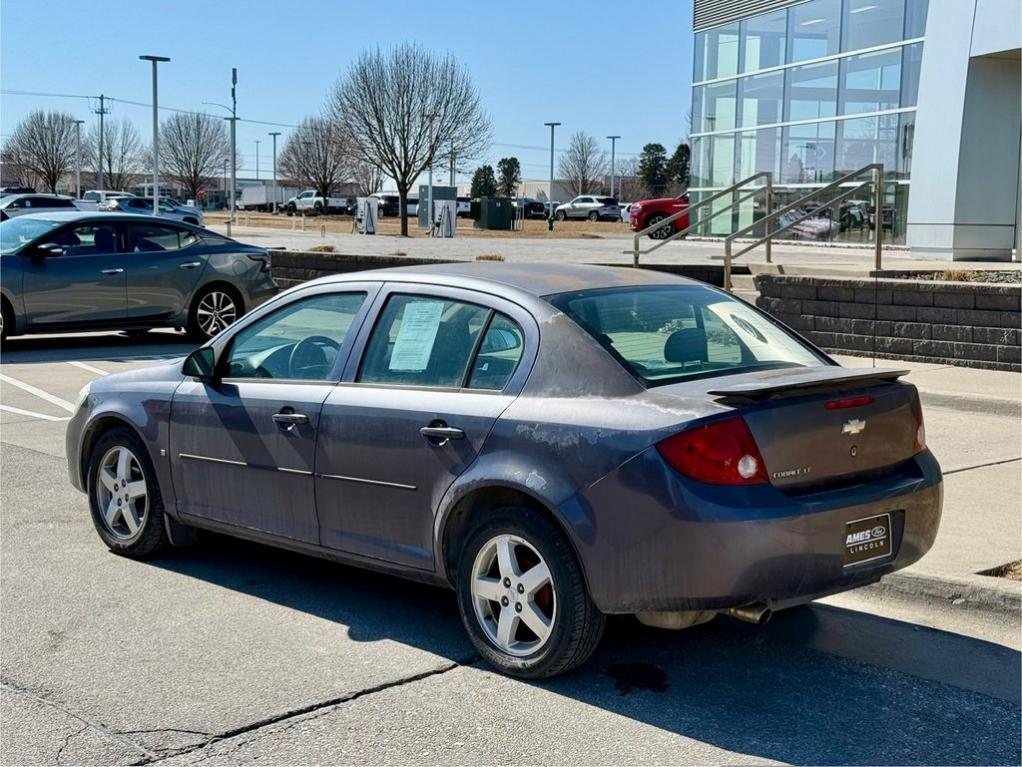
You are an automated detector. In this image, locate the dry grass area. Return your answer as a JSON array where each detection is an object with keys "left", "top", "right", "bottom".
[
  {"left": 983, "top": 561, "right": 1022, "bottom": 581},
  {"left": 205, "top": 211, "right": 633, "bottom": 240}
]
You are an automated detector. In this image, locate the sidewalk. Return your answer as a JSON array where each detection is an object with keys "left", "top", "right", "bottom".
[{"left": 832, "top": 355, "right": 1021, "bottom": 609}]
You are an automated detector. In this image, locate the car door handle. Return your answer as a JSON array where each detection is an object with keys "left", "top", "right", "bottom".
[
  {"left": 420, "top": 425, "right": 466, "bottom": 446},
  {"left": 179, "top": 261, "right": 201, "bottom": 270},
  {"left": 101, "top": 268, "right": 124, "bottom": 275},
  {"left": 273, "top": 412, "right": 309, "bottom": 430}
]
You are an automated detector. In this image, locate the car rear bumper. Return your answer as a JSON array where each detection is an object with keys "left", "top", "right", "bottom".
[{"left": 571, "top": 448, "right": 943, "bottom": 614}]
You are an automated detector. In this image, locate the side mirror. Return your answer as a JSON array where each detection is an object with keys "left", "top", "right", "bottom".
[
  {"left": 182, "top": 347, "right": 217, "bottom": 381},
  {"left": 35, "top": 242, "right": 65, "bottom": 257}
]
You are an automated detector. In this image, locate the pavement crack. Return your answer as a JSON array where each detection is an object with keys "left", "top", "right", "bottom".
[
  {"left": 944, "top": 457, "right": 1021, "bottom": 476},
  {"left": 54, "top": 723, "right": 89, "bottom": 766},
  {"left": 131, "top": 654, "right": 480, "bottom": 765},
  {"left": 1, "top": 678, "right": 159, "bottom": 762}
]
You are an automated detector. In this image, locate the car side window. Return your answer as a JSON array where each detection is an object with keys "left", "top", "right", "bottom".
[
  {"left": 127, "top": 223, "right": 190, "bottom": 253},
  {"left": 53, "top": 223, "right": 120, "bottom": 256},
  {"left": 467, "top": 313, "right": 525, "bottom": 391},
  {"left": 224, "top": 292, "right": 367, "bottom": 381},
  {"left": 359, "top": 294, "right": 489, "bottom": 388}
]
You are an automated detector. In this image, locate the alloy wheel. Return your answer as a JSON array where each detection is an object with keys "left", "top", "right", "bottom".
[
  {"left": 471, "top": 534, "right": 556, "bottom": 657},
  {"left": 94, "top": 446, "right": 148, "bottom": 542},
  {"left": 196, "top": 291, "right": 237, "bottom": 337}
]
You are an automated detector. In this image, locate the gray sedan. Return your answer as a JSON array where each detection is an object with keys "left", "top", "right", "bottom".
[
  {"left": 65, "top": 263, "right": 942, "bottom": 678},
  {"left": 0, "top": 212, "right": 276, "bottom": 342},
  {"left": 106, "top": 196, "right": 205, "bottom": 226}
]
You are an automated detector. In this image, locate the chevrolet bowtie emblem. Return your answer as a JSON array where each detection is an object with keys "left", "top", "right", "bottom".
[{"left": 842, "top": 418, "right": 866, "bottom": 436}]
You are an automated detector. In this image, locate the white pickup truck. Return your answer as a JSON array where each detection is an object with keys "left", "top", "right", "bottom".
[{"left": 284, "top": 190, "right": 349, "bottom": 215}]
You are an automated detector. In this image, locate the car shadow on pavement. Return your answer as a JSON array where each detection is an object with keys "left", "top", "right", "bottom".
[
  {"left": 149, "top": 533, "right": 1021, "bottom": 766},
  {"left": 0, "top": 330, "right": 196, "bottom": 365}
]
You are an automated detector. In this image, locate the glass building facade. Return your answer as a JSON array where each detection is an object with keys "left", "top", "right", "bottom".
[{"left": 690, "top": 0, "right": 928, "bottom": 242}]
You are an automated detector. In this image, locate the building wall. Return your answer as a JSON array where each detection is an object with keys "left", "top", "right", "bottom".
[{"left": 905, "top": 0, "right": 1021, "bottom": 261}]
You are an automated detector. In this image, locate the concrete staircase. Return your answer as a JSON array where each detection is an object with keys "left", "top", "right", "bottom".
[{"left": 730, "top": 273, "right": 760, "bottom": 304}]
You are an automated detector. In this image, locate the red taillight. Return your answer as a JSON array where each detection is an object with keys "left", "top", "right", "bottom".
[
  {"left": 825, "top": 395, "right": 874, "bottom": 410},
  {"left": 657, "top": 415, "right": 768, "bottom": 485}
]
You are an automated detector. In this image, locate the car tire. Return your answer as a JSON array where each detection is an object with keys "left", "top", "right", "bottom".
[
  {"left": 587, "top": 211, "right": 599, "bottom": 222},
  {"left": 86, "top": 426, "right": 169, "bottom": 559},
  {"left": 0, "top": 299, "right": 12, "bottom": 343},
  {"left": 456, "top": 506, "right": 605, "bottom": 679},
  {"left": 647, "top": 213, "right": 675, "bottom": 240},
  {"left": 555, "top": 210, "right": 567, "bottom": 222},
  {"left": 188, "top": 285, "right": 241, "bottom": 342}
]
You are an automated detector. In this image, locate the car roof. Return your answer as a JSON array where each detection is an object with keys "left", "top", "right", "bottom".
[
  {"left": 319, "top": 261, "right": 698, "bottom": 298},
  {"left": 2, "top": 193, "right": 74, "bottom": 202},
  {"left": 8, "top": 211, "right": 199, "bottom": 226}
]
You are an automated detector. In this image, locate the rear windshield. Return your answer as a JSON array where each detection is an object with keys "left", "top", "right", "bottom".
[{"left": 548, "top": 285, "right": 826, "bottom": 385}]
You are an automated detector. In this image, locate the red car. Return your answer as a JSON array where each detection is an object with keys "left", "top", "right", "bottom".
[{"left": 629, "top": 194, "right": 690, "bottom": 240}]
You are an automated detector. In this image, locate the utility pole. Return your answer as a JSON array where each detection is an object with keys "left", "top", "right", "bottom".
[
  {"left": 449, "top": 141, "right": 455, "bottom": 187},
  {"left": 607, "top": 135, "right": 620, "bottom": 198},
  {"left": 254, "top": 139, "right": 260, "bottom": 180},
  {"left": 93, "top": 94, "right": 109, "bottom": 190},
  {"left": 230, "top": 68, "right": 237, "bottom": 222},
  {"left": 72, "top": 119, "right": 84, "bottom": 198},
  {"left": 222, "top": 159, "right": 228, "bottom": 209},
  {"left": 140, "top": 55, "right": 170, "bottom": 214},
  {"left": 544, "top": 122, "right": 560, "bottom": 231},
  {"left": 269, "top": 131, "right": 280, "bottom": 214}
]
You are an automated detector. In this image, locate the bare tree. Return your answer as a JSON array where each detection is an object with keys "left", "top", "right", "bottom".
[
  {"left": 88, "top": 118, "right": 143, "bottom": 191},
  {"left": 559, "top": 132, "right": 608, "bottom": 196},
  {"left": 350, "top": 157, "right": 385, "bottom": 197},
  {"left": 331, "top": 43, "right": 491, "bottom": 235},
  {"left": 615, "top": 157, "right": 646, "bottom": 202},
  {"left": 159, "top": 112, "right": 231, "bottom": 200},
  {"left": 277, "top": 116, "right": 348, "bottom": 204},
  {"left": 4, "top": 110, "right": 77, "bottom": 193}
]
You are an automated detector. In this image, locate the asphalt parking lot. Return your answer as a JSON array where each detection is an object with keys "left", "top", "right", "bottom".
[{"left": 1, "top": 330, "right": 1020, "bottom": 766}]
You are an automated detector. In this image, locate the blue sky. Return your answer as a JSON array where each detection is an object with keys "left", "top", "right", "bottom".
[{"left": 1, "top": 0, "right": 693, "bottom": 185}]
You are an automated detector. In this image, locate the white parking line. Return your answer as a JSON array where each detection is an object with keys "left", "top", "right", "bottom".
[
  {"left": 67, "top": 361, "right": 109, "bottom": 376},
  {"left": 0, "top": 373, "right": 75, "bottom": 412},
  {"left": 0, "top": 404, "right": 71, "bottom": 422}
]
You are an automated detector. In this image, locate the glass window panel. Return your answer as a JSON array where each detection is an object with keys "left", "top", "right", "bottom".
[
  {"left": 900, "top": 42, "right": 923, "bottom": 107},
  {"left": 738, "top": 70, "right": 784, "bottom": 128},
  {"left": 225, "top": 292, "right": 367, "bottom": 381},
  {"left": 708, "top": 135, "right": 736, "bottom": 188},
  {"left": 788, "top": 0, "right": 841, "bottom": 63},
  {"left": 896, "top": 112, "right": 915, "bottom": 177},
  {"left": 740, "top": 9, "right": 787, "bottom": 73},
  {"left": 904, "top": 0, "right": 928, "bottom": 37},
  {"left": 694, "top": 24, "right": 739, "bottom": 81},
  {"left": 737, "top": 128, "right": 782, "bottom": 180},
  {"left": 691, "top": 85, "right": 704, "bottom": 134},
  {"left": 466, "top": 313, "right": 525, "bottom": 390},
  {"left": 786, "top": 60, "right": 839, "bottom": 121},
  {"left": 840, "top": 49, "right": 901, "bottom": 114},
  {"left": 843, "top": 0, "right": 905, "bottom": 51},
  {"left": 690, "top": 137, "right": 709, "bottom": 187},
  {"left": 701, "top": 80, "right": 737, "bottom": 132},
  {"left": 781, "top": 122, "right": 837, "bottom": 183},
  {"left": 835, "top": 114, "right": 899, "bottom": 175}
]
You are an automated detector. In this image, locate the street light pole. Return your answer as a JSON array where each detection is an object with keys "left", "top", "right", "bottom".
[
  {"left": 72, "top": 119, "right": 84, "bottom": 198},
  {"left": 140, "top": 55, "right": 170, "bottom": 214},
  {"left": 254, "top": 139, "right": 260, "bottom": 181},
  {"left": 544, "top": 122, "right": 560, "bottom": 230},
  {"left": 607, "top": 135, "right": 620, "bottom": 198},
  {"left": 269, "top": 131, "right": 280, "bottom": 214}
]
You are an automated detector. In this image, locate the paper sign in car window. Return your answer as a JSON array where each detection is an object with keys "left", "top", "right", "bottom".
[{"left": 389, "top": 300, "right": 445, "bottom": 371}]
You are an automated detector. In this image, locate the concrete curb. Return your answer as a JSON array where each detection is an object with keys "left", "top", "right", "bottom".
[{"left": 873, "top": 570, "right": 1022, "bottom": 614}]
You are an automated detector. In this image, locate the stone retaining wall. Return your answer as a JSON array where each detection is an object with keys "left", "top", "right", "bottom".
[{"left": 754, "top": 274, "right": 1021, "bottom": 372}]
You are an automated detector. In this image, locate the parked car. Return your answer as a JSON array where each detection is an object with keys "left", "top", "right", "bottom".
[
  {"left": 629, "top": 194, "right": 690, "bottom": 240},
  {"left": 0, "top": 212, "right": 276, "bottom": 342},
  {"left": 554, "top": 196, "right": 620, "bottom": 222},
  {"left": 76, "top": 190, "right": 135, "bottom": 211},
  {"left": 618, "top": 202, "right": 632, "bottom": 222},
  {"left": 514, "top": 197, "right": 547, "bottom": 219},
  {"left": 456, "top": 196, "right": 472, "bottom": 218},
  {"left": 64, "top": 262, "right": 941, "bottom": 679},
  {"left": 0, "top": 193, "right": 79, "bottom": 221},
  {"left": 284, "top": 190, "right": 347, "bottom": 215},
  {"left": 0, "top": 186, "right": 36, "bottom": 197},
  {"left": 543, "top": 200, "right": 561, "bottom": 218},
  {"left": 370, "top": 194, "right": 418, "bottom": 217},
  {"left": 106, "top": 197, "right": 205, "bottom": 226}
]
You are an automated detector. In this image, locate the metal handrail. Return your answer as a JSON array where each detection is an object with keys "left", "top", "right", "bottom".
[
  {"left": 722, "top": 163, "right": 884, "bottom": 290},
  {"left": 632, "top": 172, "right": 774, "bottom": 266}
]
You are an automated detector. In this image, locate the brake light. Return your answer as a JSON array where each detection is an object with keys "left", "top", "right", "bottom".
[
  {"left": 911, "top": 398, "right": 926, "bottom": 454},
  {"left": 657, "top": 415, "right": 768, "bottom": 485},
  {"left": 825, "top": 395, "right": 874, "bottom": 409}
]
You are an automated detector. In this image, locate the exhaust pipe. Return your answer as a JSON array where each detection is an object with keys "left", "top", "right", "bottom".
[{"left": 725, "top": 603, "right": 772, "bottom": 625}]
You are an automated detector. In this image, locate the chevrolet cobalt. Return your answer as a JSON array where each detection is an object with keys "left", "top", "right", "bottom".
[{"left": 67, "top": 263, "right": 942, "bottom": 678}]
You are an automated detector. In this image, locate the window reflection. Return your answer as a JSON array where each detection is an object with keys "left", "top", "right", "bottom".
[
  {"left": 840, "top": 49, "right": 901, "bottom": 115},
  {"left": 786, "top": 60, "right": 839, "bottom": 121},
  {"left": 788, "top": 0, "right": 841, "bottom": 62},
  {"left": 782, "top": 122, "right": 836, "bottom": 184},
  {"left": 739, "top": 71, "right": 784, "bottom": 128},
  {"left": 741, "top": 9, "right": 786, "bottom": 72},
  {"left": 694, "top": 23, "right": 739, "bottom": 80},
  {"left": 842, "top": 0, "right": 905, "bottom": 51}
]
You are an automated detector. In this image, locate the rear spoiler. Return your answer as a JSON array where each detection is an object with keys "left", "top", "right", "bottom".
[{"left": 708, "top": 367, "right": 910, "bottom": 401}]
